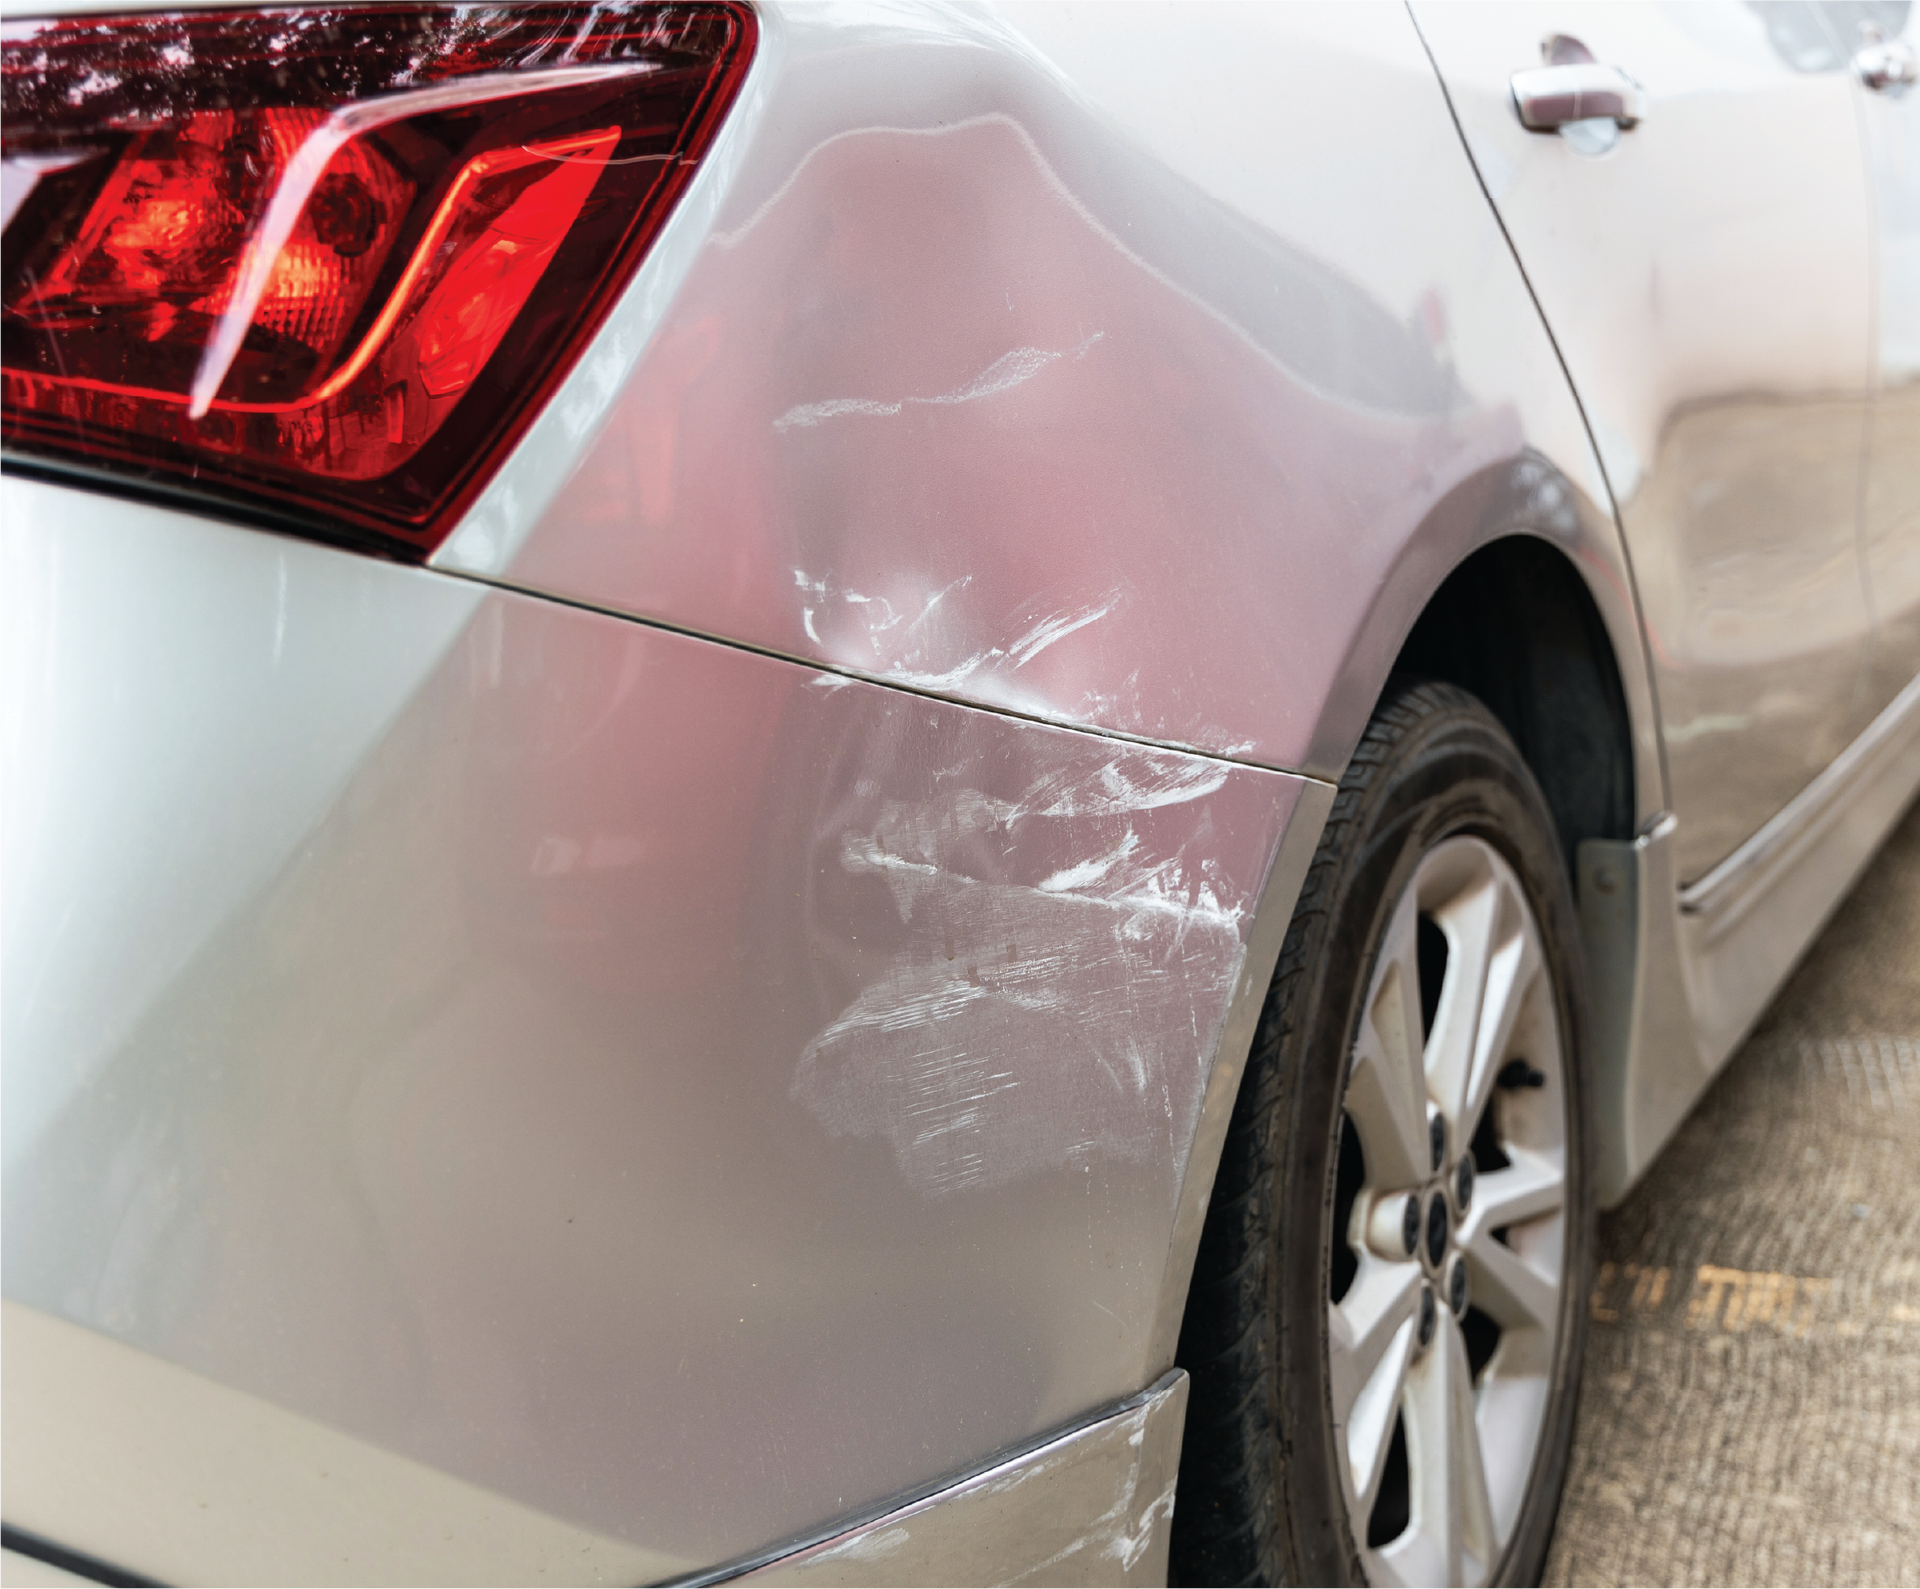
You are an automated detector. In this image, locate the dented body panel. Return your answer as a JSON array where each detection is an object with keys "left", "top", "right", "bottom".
[
  {"left": 434, "top": 2, "right": 1660, "bottom": 802},
  {"left": 2, "top": 484, "right": 1303, "bottom": 1573}
]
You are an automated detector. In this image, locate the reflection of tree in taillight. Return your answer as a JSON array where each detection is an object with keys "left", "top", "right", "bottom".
[{"left": 0, "top": 4, "right": 754, "bottom": 556}]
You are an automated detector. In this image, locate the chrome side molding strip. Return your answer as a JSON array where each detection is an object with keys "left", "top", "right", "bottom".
[
  {"left": 1679, "top": 670, "right": 1920, "bottom": 933},
  {"left": 703, "top": 1371, "right": 1189, "bottom": 1587}
]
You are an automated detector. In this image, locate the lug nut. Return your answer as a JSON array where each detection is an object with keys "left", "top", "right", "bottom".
[
  {"left": 1454, "top": 1152, "right": 1475, "bottom": 1214},
  {"left": 1425, "top": 1189, "right": 1450, "bottom": 1268},
  {"left": 1447, "top": 1254, "right": 1470, "bottom": 1318},
  {"left": 1364, "top": 1193, "right": 1423, "bottom": 1260},
  {"left": 1418, "top": 1283, "right": 1437, "bottom": 1348},
  {"left": 1429, "top": 1112, "right": 1447, "bottom": 1173}
]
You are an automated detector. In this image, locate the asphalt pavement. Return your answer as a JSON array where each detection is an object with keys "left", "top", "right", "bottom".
[{"left": 1543, "top": 797, "right": 1920, "bottom": 1586}]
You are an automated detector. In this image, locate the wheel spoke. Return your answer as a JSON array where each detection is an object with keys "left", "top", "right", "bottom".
[
  {"left": 1331, "top": 1260, "right": 1422, "bottom": 1511},
  {"left": 1446, "top": 1314, "right": 1499, "bottom": 1577},
  {"left": 1426, "top": 863, "right": 1546, "bottom": 1141},
  {"left": 1331, "top": 1260, "right": 1425, "bottom": 1414},
  {"left": 1476, "top": 1372, "right": 1552, "bottom": 1543},
  {"left": 1422, "top": 875, "right": 1497, "bottom": 1140},
  {"left": 1462, "top": 899, "right": 1542, "bottom": 1137},
  {"left": 1458, "top": 1146, "right": 1563, "bottom": 1246},
  {"left": 1388, "top": 1312, "right": 1497, "bottom": 1587},
  {"left": 1347, "top": 886, "right": 1431, "bottom": 1189},
  {"left": 1464, "top": 1223, "right": 1560, "bottom": 1335}
]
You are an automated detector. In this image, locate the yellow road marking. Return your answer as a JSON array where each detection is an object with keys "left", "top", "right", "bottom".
[{"left": 1585, "top": 1260, "right": 1915, "bottom": 1336}]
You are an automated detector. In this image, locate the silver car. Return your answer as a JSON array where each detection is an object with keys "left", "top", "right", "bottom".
[{"left": 3, "top": 1, "right": 1916, "bottom": 1584}]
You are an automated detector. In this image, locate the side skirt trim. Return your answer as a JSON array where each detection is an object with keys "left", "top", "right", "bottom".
[
  {"left": 1582, "top": 670, "right": 1920, "bottom": 1206},
  {"left": 1679, "top": 670, "right": 1920, "bottom": 929}
]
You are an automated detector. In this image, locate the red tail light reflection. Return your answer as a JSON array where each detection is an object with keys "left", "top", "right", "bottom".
[{"left": 1, "top": 5, "right": 754, "bottom": 556}]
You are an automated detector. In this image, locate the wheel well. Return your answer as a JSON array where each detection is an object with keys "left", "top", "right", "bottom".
[{"left": 1393, "top": 536, "right": 1635, "bottom": 875}]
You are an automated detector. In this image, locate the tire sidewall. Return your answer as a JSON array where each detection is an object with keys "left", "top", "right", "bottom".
[{"left": 1274, "top": 693, "right": 1595, "bottom": 1586}]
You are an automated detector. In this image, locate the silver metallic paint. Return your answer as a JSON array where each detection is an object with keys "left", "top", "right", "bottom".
[
  {"left": 434, "top": 0, "right": 1678, "bottom": 1308},
  {"left": 1578, "top": 669, "right": 1920, "bottom": 1203},
  {"left": 1413, "top": 1, "right": 1880, "bottom": 886},
  {"left": 1, "top": 1298, "right": 676, "bottom": 1586},
  {"left": 1677, "top": 669, "right": 1920, "bottom": 1067},
  {"left": 2, "top": 481, "right": 1302, "bottom": 1570},
  {"left": 1143, "top": 774, "right": 1335, "bottom": 1377},
  {"left": 9, "top": 1, "right": 1915, "bottom": 1580},
  {"left": 435, "top": 1, "right": 1661, "bottom": 810}
]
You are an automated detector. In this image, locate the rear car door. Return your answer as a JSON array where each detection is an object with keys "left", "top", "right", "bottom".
[
  {"left": 1856, "top": 2, "right": 1920, "bottom": 711},
  {"left": 1412, "top": 0, "right": 1878, "bottom": 886}
]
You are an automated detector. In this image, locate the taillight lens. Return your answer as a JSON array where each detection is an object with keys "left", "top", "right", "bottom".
[{"left": 1, "top": 4, "right": 753, "bottom": 556}]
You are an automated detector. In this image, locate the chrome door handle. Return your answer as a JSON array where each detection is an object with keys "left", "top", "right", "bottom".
[
  {"left": 1511, "top": 63, "right": 1647, "bottom": 131},
  {"left": 1854, "top": 39, "right": 1918, "bottom": 94}
]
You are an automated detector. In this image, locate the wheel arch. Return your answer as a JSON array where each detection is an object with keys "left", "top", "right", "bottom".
[
  {"left": 1151, "top": 449, "right": 1664, "bottom": 1376},
  {"left": 1301, "top": 451, "right": 1665, "bottom": 842},
  {"left": 1393, "top": 533, "right": 1638, "bottom": 876}
]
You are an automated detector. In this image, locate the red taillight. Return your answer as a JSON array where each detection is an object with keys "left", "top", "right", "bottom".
[{"left": 1, "top": 4, "right": 754, "bottom": 556}]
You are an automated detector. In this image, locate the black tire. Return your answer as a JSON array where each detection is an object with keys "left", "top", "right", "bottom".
[{"left": 1170, "top": 678, "right": 1595, "bottom": 1587}]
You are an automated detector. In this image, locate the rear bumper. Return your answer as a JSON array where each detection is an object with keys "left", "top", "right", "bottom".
[
  {"left": 2, "top": 477, "right": 1317, "bottom": 1580},
  {"left": 3, "top": 1297, "right": 1187, "bottom": 1588}
]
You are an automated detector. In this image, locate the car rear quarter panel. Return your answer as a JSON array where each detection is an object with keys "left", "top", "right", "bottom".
[{"left": 3, "top": 1, "right": 1668, "bottom": 1579}]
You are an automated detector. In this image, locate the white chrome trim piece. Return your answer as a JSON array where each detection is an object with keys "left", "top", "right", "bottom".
[
  {"left": 710, "top": 1372, "right": 1188, "bottom": 1587},
  {"left": 1678, "top": 669, "right": 1920, "bottom": 931},
  {"left": 1854, "top": 38, "right": 1918, "bottom": 95}
]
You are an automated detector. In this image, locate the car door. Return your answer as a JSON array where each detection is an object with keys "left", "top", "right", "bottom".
[
  {"left": 1855, "top": 2, "right": 1920, "bottom": 711},
  {"left": 1411, "top": 0, "right": 1878, "bottom": 887}
]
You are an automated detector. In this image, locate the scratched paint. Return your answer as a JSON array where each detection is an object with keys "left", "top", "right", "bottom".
[
  {"left": 469, "top": 82, "right": 1532, "bottom": 767},
  {"left": 793, "top": 749, "right": 1255, "bottom": 1196},
  {"left": 774, "top": 333, "right": 1106, "bottom": 433},
  {"left": 789, "top": 561, "right": 1129, "bottom": 704},
  {"left": 3, "top": 578, "right": 1304, "bottom": 1568}
]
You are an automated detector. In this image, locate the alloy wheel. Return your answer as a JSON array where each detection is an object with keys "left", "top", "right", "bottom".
[{"left": 1328, "top": 835, "right": 1570, "bottom": 1587}]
